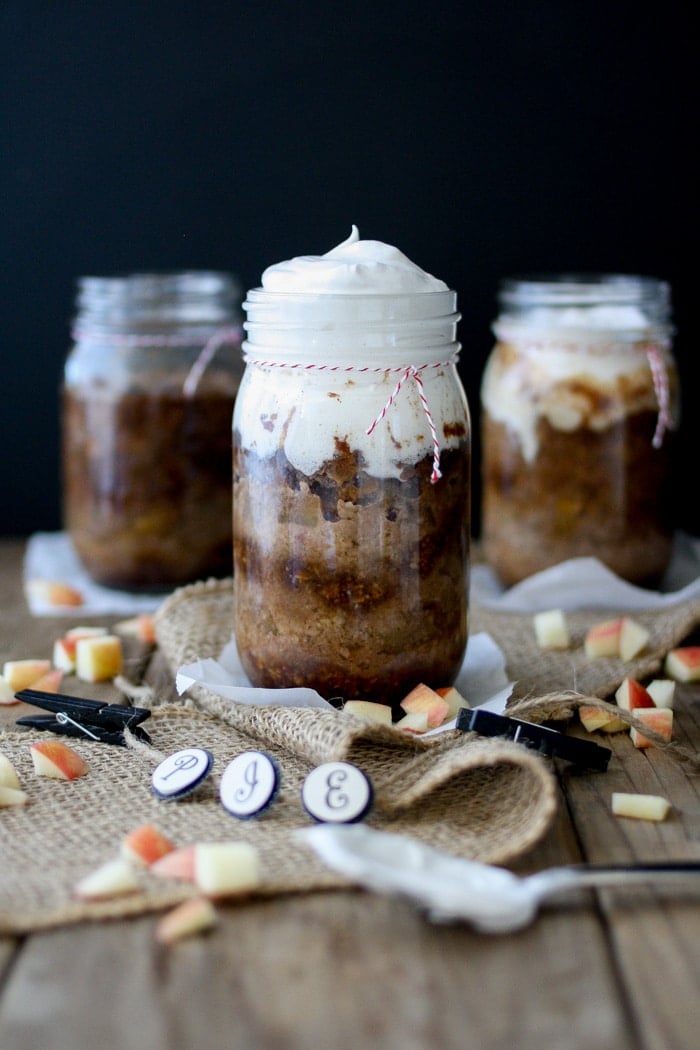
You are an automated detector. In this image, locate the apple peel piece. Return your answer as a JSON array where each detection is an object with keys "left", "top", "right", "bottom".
[
  {"left": 113, "top": 614, "right": 157, "bottom": 645},
  {"left": 2, "top": 659, "right": 52, "bottom": 692},
  {"left": 28, "top": 668, "right": 64, "bottom": 694},
  {"left": 611, "top": 792, "right": 671, "bottom": 821},
  {"left": 435, "top": 685, "right": 470, "bottom": 719},
  {"left": 578, "top": 704, "right": 627, "bottom": 734},
  {"left": 121, "top": 823, "right": 177, "bottom": 867},
  {"left": 193, "top": 842, "right": 261, "bottom": 898},
  {"left": 26, "top": 578, "right": 84, "bottom": 608},
  {"left": 155, "top": 897, "right": 217, "bottom": 945},
  {"left": 630, "top": 707, "right": 673, "bottom": 749},
  {"left": 151, "top": 845, "right": 196, "bottom": 882},
  {"left": 584, "top": 618, "right": 622, "bottom": 659},
  {"left": 399, "top": 683, "right": 450, "bottom": 728},
  {"left": 664, "top": 646, "right": 700, "bottom": 683},
  {"left": 615, "top": 677, "right": 655, "bottom": 712},
  {"left": 30, "top": 739, "right": 89, "bottom": 780},
  {"left": 74, "top": 858, "right": 140, "bottom": 900}
]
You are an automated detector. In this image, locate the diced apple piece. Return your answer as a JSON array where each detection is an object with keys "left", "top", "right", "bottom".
[
  {"left": 54, "top": 627, "right": 109, "bottom": 672},
  {"left": 646, "top": 678, "right": 676, "bottom": 709},
  {"left": 151, "top": 845, "right": 196, "bottom": 882},
  {"left": 578, "top": 704, "right": 619, "bottom": 733},
  {"left": 612, "top": 792, "right": 671, "bottom": 821},
  {"left": 113, "top": 614, "right": 157, "bottom": 645},
  {"left": 0, "top": 785, "right": 29, "bottom": 807},
  {"left": 584, "top": 618, "right": 622, "bottom": 658},
  {"left": 193, "top": 842, "right": 261, "bottom": 898},
  {"left": 619, "top": 616, "right": 650, "bottom": 662},
  {"left": 533, "top": 608, "right": 570, "bottom": 650},
  {"left": 394, "top": 710, "right": 430, "bottom": 734},
  {"left": 75, "top": 634, "right": 123, "bottom": 682},
  {"left": 29, "top": 668, "right": 64, "bottom": 694},
  {"left": 615, "top": 677, "right": 655, "bottom": 711},
  {"left": 435, "top": 685, "right": 470, "bottom": 719},
  {"left": 630, "top": 707, "right": 674, "bottom": 748},
  {"left": 0, "top": 676, "right": 17, "bottom": 705},
  {"left": 0, "top": 754, "right": 21, "bottom": 789},
  {"left": 664, "top": 646, "right": 700, "bottom": 683},
  {"left": 74, "top": 858, "right": 140, "bottom": 900},
  {"left": 26, "top": 578, "right": 83, "bottom": 607},
  {"left": 155, "top": 897, "right": 217, "bottom": 945},
  {"left": 343, "top": 700, "right": 393, "bottom": 725},
  {"left": 30, "top": 739, "right": 89, "bottom": 780},
  {"left": 400, "top": 683, "right": 450, "bottom": 728},
  {"left": 2, "top": 659, "right": 51, "bottom": 692},
  {"left": 121, "top": 823, "right": 176, "bottom": 867}
]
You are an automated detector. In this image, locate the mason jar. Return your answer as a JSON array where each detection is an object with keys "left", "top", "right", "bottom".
[
  {"left": 63, "top": 271, "right": 243, "bottom": 590},
  {"left": 233, "top": 261, "right": 471, "bottom": 706},
  {"left": 480, "top": 274, "right": 678, "bottom": 588}
]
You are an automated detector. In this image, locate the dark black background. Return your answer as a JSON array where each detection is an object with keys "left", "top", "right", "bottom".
[{"left": 1, "top": 1, "right": 696, "bottom": 538}]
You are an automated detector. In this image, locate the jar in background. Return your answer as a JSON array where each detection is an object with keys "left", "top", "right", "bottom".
[
  {"left": 233, "top": 231, "right": 471, "bottom": 706},
  {"left": 63, "top": 271, "right": 243, "bottom": 590},
  {"left": 480, "top": 274, "right": 678, "bottom": 588}
]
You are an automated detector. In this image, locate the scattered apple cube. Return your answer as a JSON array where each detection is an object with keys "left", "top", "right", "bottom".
[
  {"left": 533, "top": 608, "right": 570, "bottom": 650},
  {"left": 29, "top": 668, "right": 64, "bottom": 694},
  {"left": 30, "top": 739, "right": 90, "bottom": 780},
  {"left": 394, "top": 710, "right": 430, "bottom": 734},
  {"left": 121, "top": 823, "right": 177, "bottom": 867},
  {"left": 646, "top": 678, "right": 676, "bottom": 709},
  {"left": 615, "top": 677, "right": 655, "bottom": 712},
  {"left": 618, "top": 616, "right": 650, "bottom": 662},
  {"left": 53, "top": 627, "right": 108, "bottom": 672},
  {"left": 612, "top": 792, "right": 671, "bottom": 821},
  {"left": 664, "top": 646, "right": 700, "bottom": 683},
  {"left": 0, "top": 676, "right": 17, "bottom": 705},
  {"left": 578, "top": 704, "right": 627, "bottom": 733},
  {"left": 75, "top": 634, "right": 123, "bottom": 683},
  {"left": 193, "top": 841, "right": 261, "bottom": 898},
  {"left": 2, "top": 659, "right": 51, "bottom": 692},
  {"left": 584, "top": 618, "right": 623, "bottom": 658},
  {"left": 435, "top": 685, "right": 470, "bottom": 719},
  {"left": 630, "top": 707, "right": 674, "bottom": 749},
  {"left": 155, "top": 897, "right": 217, "bottom": 945},
  {"left": 26, "top": 578, "right": 83, "bottom": 607},
  {"left": 0, "top": 754, "right": 21, "bottom": 789},
  {"left": 400, "top": 683, "right": 450, "bottom": 728},
  {"left": 74, "top": 858, "right": 140, "bottom": 900},
  {"left": 0, "top": 785, "right": 29, "bottom": 807},
  {"left": 342, "top": 700, "right": 393, "bottom": 725},
  {"left": 113, "top": 614, "right": 157, "bottom": 645},
  {"left": 151, "top": 845, "right": 196, "bottom": 882}
]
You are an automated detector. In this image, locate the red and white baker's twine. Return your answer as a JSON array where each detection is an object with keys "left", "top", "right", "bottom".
[
  {"left": 244, "top": 355, "right": 459, "bottom": 483},
  {"left": 644, "top": 343, "right": 672, "bottom": 449},
  {"left": 72, "top": 326, "right": 243, "bottom": 399}
]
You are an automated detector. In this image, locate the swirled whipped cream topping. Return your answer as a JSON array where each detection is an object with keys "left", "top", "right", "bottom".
[{"left": 261, "top": 225, "right": 448, "bottom": 294}]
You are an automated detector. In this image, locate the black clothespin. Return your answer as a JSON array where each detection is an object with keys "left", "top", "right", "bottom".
[
  {"left": 14, "top": 689, "right": 152, "bottom": 747},
  {"left": 457, "top": 707, "right": 611, "bottom": 771}
]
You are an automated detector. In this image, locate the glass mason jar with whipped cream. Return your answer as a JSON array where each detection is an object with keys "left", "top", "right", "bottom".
[
  {"left": 480, "top": 274, "right": 678, "bottom": 588},
  {"left": 233, "top": 228, "right": 471, "bottom": 705},
  {"left": 63, "top": 271, "right": 244, "bottom": 590}
]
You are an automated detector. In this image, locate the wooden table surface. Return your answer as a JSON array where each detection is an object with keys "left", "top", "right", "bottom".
[{"left": 2, "top": 536, "right": 700, "bottom": 1050}]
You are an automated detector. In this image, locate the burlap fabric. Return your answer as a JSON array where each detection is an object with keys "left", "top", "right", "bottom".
[{"left": 2, "top": 575, "right": 699, "bottom": 934}]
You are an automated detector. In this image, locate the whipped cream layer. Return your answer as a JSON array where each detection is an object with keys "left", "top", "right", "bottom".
[
  {"left": 261, "top": 226, "right": 448, "bottom": 294},
  {"left": 237, "top": 229, "right": 465, "bottom": 478},
  {"left": 482, "top": 333, "right": 671, "bottom": 463}
]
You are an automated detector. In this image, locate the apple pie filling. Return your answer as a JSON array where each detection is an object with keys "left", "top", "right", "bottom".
[{"left": 233, "top": 438, "right": 470, "bottom": 705}]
